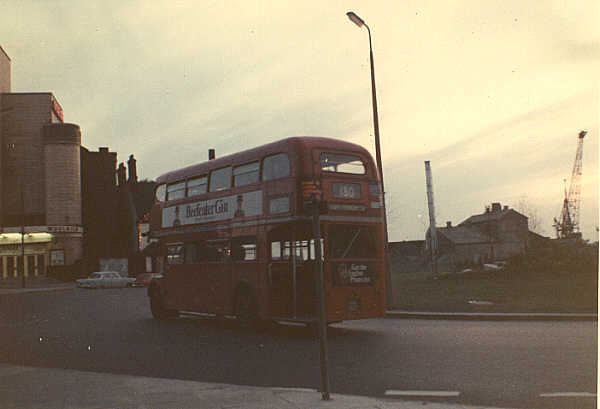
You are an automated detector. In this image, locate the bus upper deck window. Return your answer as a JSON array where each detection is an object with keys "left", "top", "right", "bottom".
[
  {"left": 155, "top": 184, "right": 166, "bottom": 202},
  {"left": 234, "top": 162, "right": 259, "bottom": 187},
  {"left": 187, "top": 176, "right": 207, "bottom": 197},
  {"left": 209, "top": 167, "right": 232, "bottom": 192},
  {"left": 262, "top": 153, "right": 290, "bottom": 181},
  {"left": 320, "top": 152, "right": 365, "bottom": 174},
  {"left": 167, "top": 182, "right": 186, "bottom": 200}
]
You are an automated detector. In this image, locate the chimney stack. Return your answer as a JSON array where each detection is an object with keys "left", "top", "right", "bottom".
[
  {"left": 208, "top": 149, "right": 215, "bottom": 160},
  {"left": 446, "top": 221, "right": 452, "bottom": 228},
  {"left": 117, "top": 163, "right": 126, "bottom": 186},
  {"left": 127, "top": 154, "right": 137, "bottom": 184}
]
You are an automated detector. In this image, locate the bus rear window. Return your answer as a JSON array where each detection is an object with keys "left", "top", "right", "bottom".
[
  {"left": 329, "top": 225, "right": 378, "bottom": 259},
  {"left": 320, "top": 153, "right": 365, "bottom": 174}
]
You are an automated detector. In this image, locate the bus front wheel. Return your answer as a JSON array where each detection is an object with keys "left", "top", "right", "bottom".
[{"left": 150, "top": 293, "right": 177, "bottom": 320}]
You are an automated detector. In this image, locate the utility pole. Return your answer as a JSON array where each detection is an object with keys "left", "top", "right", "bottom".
[
  {"left": 21, "top": 188, "right": 26, "bottom": 287},
  {"left": 424, "top": 161, "right": 438, "bottom": 274}
]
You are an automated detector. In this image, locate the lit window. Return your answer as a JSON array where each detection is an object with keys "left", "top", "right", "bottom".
[{"left": 167, "top": 244, "right": 184, "bottom": 264}]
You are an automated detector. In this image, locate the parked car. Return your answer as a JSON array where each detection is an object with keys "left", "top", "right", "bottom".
[
  {"left": 76, "top": 271, "right": 135, "bottom": 289},
  {"left": 129, "top": 273, "right": 161, "bottom": 287}
]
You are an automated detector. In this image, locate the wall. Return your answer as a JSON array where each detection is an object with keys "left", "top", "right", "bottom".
[
  {"left": 99, "top": 258, "right": 128, "bottom": 276},
  {"left": 43, "top": 123, "right": 83, "bottom": 265},
  {"left": 81, "top": 146, "right": 118, "bottom": 270},
  {"left": 1, "top": 93, "right": 53, "bottom": 225}
]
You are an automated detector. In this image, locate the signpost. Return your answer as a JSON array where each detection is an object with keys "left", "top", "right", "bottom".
[{"left": 304, "top": 180, "right": 330, "bottom": 401}]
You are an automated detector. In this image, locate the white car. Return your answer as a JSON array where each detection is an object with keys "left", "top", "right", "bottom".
[{"left": 76, "top": 271, "right": 135, "bottom": 289}]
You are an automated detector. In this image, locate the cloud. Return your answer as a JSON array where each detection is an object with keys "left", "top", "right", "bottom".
[{"left": 1, "top": 0, "right": 598, "bottom": 241}]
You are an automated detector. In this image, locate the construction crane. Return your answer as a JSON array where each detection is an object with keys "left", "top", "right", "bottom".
[{"left": 553, "top": 130, "right": 586, "bottom": 239}]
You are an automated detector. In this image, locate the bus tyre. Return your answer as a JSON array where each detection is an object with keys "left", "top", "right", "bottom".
[
  {"left": 235, "top": 289, "right": 257, "bottom": 329},
  {"left": 150, "top": 293, "right": 177, "bottom": 320}
]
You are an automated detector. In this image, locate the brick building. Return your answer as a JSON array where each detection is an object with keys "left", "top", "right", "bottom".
[
  {"left": 0, "top": 45, "right": 86, "bottom": 278},
  {"left": 425, "top": 202, "right": 531, "bottom": 270},
  {"left": 0, "top": 45, "right": 147, "bottom": 280}
]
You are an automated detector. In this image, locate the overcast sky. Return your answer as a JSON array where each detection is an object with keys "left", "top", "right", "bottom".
[{"left": 1, "top": 0, "right": 598, "bottom": 241}]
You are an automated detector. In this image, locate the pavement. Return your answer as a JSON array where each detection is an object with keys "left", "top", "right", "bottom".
[
  {"left": 0, "top": 363, "right": 499, "bottom": 409},
  {"left": 0, "top": 282, "right": 596, "bottom": 408}
]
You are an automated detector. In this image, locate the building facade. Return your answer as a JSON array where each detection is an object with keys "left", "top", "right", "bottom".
[
  {"left": 0, "top": 48, "right": 86, "bottom": 278},
  {"left": 426, "top": 202, "right": 531, "bottom": 270},
  {"left": 1, "top": 45, "right": 156, "bottom": 280}
]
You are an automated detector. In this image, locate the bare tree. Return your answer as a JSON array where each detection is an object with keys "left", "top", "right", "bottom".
[{"left": 514, "top": 196, "right": 545, "bottom": 235}]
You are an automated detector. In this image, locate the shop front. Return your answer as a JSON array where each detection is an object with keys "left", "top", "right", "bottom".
[{"left": 0, "top": 233, "right": 53, "bottom": 279}]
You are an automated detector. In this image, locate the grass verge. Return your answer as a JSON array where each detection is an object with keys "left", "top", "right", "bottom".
[{"left": 390, "top": 269, "right": 598, "bottom": 313}]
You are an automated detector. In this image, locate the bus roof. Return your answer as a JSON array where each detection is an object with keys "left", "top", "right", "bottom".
[{"left": 155, "top": 136, "right": 374, "bottom": 184}]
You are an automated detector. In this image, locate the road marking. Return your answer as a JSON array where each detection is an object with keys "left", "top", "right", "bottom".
[
  {"left": 540, "top": 392, "right": 596, "bottom": 397},
  {"left": 385, "top": 390, "right": 460, "bottom": 397}
]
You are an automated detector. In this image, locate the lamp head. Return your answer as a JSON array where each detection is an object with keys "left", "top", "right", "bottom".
[{"left": 346, "top": 11, "right": 365, "bottom": 28}]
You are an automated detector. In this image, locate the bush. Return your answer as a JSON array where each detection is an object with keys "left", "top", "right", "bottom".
[{"left": 505, "top": 240, "right": 598, "bottom": 276}]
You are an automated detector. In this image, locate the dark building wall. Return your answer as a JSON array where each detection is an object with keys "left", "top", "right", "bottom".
[{"left": 81, "top": 146, "right": 117, "bottom": 270}]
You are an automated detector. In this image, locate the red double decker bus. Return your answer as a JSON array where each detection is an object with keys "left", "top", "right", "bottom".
[{"left": 148, "top": 136, "right": 386, "bottom": 327}]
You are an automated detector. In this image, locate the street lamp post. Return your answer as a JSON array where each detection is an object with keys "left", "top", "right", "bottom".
[
  {"left": 21, "top": 188, "right": 26, "bottom": 288},
  {"left": 346, "top": 11, "right": 393, "bottom": 307}
]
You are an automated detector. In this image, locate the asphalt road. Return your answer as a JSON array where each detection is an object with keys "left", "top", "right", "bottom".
[{"left": 0, "top": 288, "right": 596, "bottom": 408}]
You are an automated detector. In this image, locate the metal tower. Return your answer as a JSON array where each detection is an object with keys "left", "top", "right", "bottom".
[{"left": 554, "top": 130, "right": 586, "bottom": 238}]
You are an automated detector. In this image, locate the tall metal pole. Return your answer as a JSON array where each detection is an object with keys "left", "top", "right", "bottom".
[
  {"left": 311, "top": 194, "right": 330, "bottom": 400},
  {"left": 346, "top": 11, "right": 393, "bottom": 308},
  {"left": 21, "top": 187, "right": 26, "bottom": 288},
  {"left": 424, "top": 161, "right": 438, "bottom": 274}
]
